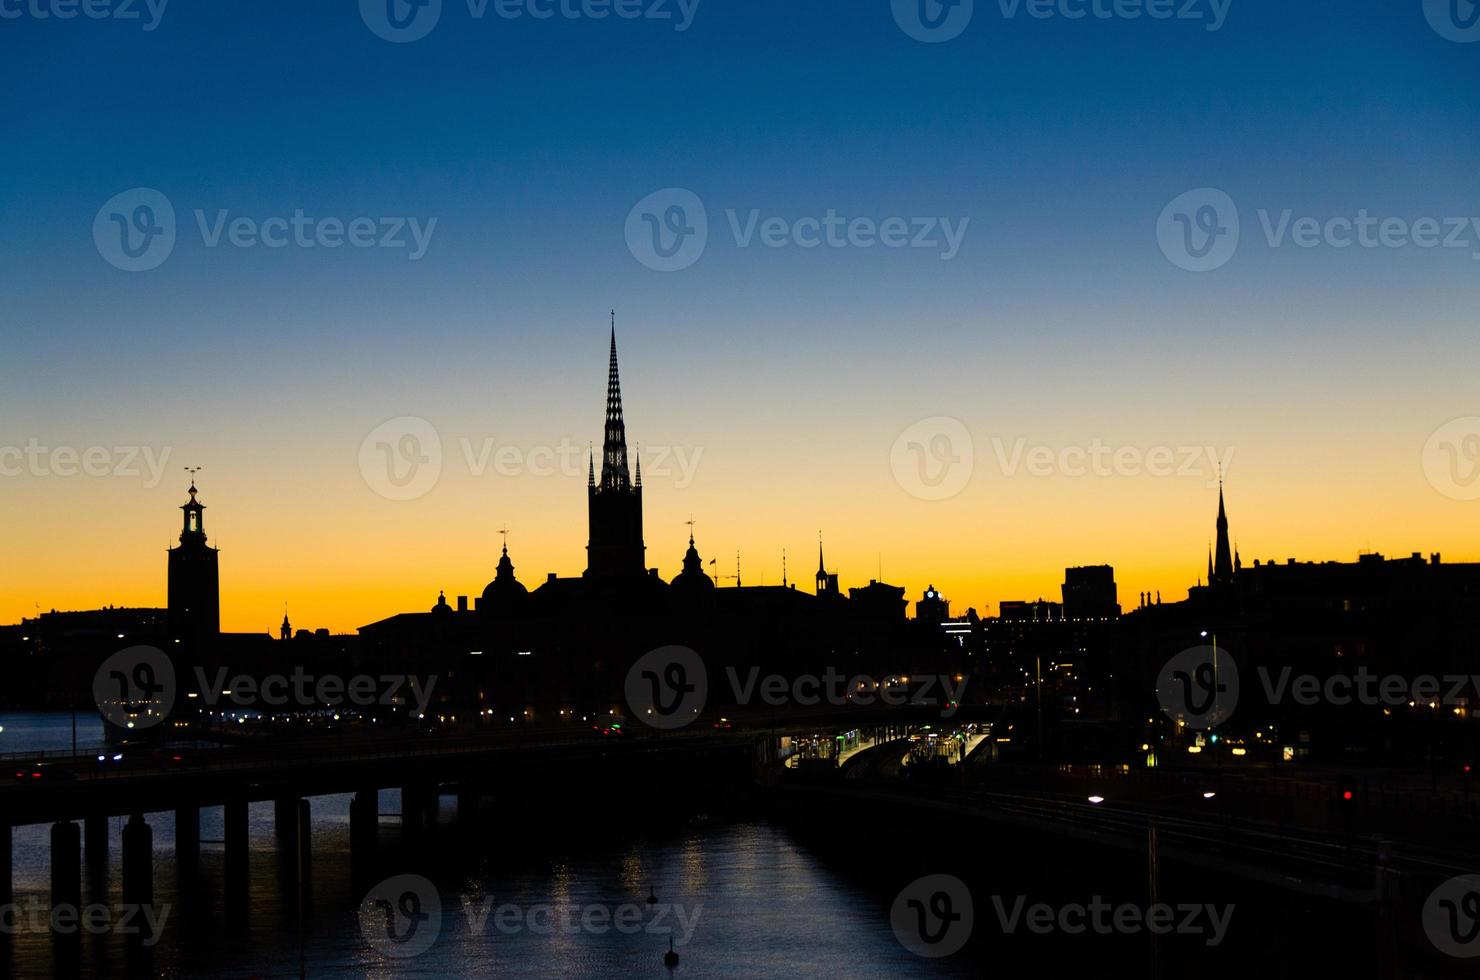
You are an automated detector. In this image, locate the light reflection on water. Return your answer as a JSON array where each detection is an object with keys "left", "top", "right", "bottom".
[
  {"left": 5, "top": 803, "right": 968, "bottom": 979},
  {"left": 1, "top": 715, "right": 970, "bottom": 979}
]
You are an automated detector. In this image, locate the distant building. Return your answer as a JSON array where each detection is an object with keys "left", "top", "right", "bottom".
[
  {"left": 1062, "top": 565, "right": 1120, "bottom": 620},
  {"left": 1120, "top": 485, "right": 1480, "bottom": 762},
  {"left": 915, "top": 584, "right": 950, "bottom": 623},
  {"left": 999, "top": 599, "right": 1063, "bottom": 622},
  {"left": 357, "top": 321, "right": 928, "bottom": 720},
  {"left": 167, "top": 479, "right": 220, "bottom": 653}
]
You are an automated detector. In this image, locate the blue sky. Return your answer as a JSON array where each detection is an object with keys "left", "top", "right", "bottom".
[{"left": 2, "top": 0, "right": 1478, "bottom": 628}]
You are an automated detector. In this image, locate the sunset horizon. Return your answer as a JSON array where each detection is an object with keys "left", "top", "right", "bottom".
[{"left": 5, "top": 318, "right": 1475, "bottom": 635}]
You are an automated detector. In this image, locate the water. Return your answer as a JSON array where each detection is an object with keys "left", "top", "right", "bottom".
[
  {"left": 0, "top": 711, "right": 107, "bottom": 758},
  {"left": 0, "top": 714, "right": 972, "bottom": 979}
]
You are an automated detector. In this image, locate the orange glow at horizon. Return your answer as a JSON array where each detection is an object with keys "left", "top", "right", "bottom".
[{"left": 5, "top": 422, "right": 1475, "bottom": 634}]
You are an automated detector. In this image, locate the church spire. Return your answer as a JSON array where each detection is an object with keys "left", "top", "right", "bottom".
[
  {"left": 1213, "top": 480, "right": 1234, "bottom": 586},
  {"left": 585, "top": 316, "right": 647, "bottom": 578},
  {"left": 815, "top": 531, "right": 832, "bottom": 595},
  {"left": 599, "top": 312, "right": 632, "bottom": 492}
]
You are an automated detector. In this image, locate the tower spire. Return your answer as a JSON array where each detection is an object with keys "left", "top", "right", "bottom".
[
  {"left": 586, "top": 315, "right": 646, "bottom": 578},
  {"left": 599, "top": 313, "right": 631, "bottom": 491},
  {"left": 1212, "top": 480, "right": 1234, "bottom": 586},
  {"left": 179, "top": 468, "right": 207, "bottom": 543}
]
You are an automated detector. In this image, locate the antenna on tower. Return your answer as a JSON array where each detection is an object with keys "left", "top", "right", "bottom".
[{"left": 782, "top": 548, "right": 788, "bottom": 588}]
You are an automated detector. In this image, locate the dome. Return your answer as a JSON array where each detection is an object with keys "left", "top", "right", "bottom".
[{"left": 481, "top": 546, "right": 529, "bottom": 608}]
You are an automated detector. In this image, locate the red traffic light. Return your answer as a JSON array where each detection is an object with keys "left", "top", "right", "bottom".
[{"left": 1341, "top": 790, "right": 1353, "bottom": 801}]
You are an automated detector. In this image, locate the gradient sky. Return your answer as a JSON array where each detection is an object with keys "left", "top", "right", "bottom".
[{"left": 2, "top": 1, "right": 1477, "bottom": 633}]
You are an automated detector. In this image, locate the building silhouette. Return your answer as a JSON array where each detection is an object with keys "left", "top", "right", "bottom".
[
  {"left": 586, "top": 315, "right": 646, "bottom": 579},
  {"left": 358, "top": 320, "right": 931, "bottom": 719},
  {"left": 167, "top": 478, "right": 220, "bottom": 653}
]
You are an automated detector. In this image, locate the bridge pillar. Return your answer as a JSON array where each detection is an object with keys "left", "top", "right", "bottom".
[
  {"left": 456, "top": 788, "right": 480, "bottom": 825},
  {"left": 121, "top": 813, "right": 153, "bottom": 912},
  {"left": 175, "top": 805, "right": 199, "bottom": 876},
  {"left": 400, "top": 785, "right": 421, "bottom": 839},
  {"left": 403, "top": 784, "right": 438, "bottom": 840},
  {"left": 295, "top": 798, "right": 311, "bottom": 886},
  {"left": 0, "top": 822, "right": 12, "bottom": 911},
  {"left": 224, "top": 799, "right": 249, "bottom": 911},
  {"left": 274, "top": 797, "right": 299, "bottom": 856},
  {"left": 350, "top": 789, "right": 377, "bottom": 862},
  {"left": 50, "top": 820, "right": 82, "bottom": 915}
]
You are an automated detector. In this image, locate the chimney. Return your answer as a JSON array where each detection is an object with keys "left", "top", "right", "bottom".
[{"left": 1432, "top": 553, "right": 1442, "bottom": 566}]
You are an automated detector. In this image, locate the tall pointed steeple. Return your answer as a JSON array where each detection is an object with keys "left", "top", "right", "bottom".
[
  {"left": 600, "top": 311, "right": 631, "bottom": 492},
  {"left": 815, "top": 532, "right": 837, "bottom": 596},
  {"left": 1213, "top": 481, "right": 1234, "bottom": 586},
  {"left": 586, "top": 313, "right": 646, "bottom": 578}
]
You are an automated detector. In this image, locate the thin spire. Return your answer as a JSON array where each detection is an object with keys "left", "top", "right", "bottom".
[
  {"left": 598, "top": 314, "right": 632, "bottom": 492},
  {"left": 498, "top": 526, "right": 510, "bottom": 555},
  {"left": 1213, "top": 481, "right": 1233, "bottom": 585},
  {"left": 782, "top": 548, "right": 788, "bottom": 588}
]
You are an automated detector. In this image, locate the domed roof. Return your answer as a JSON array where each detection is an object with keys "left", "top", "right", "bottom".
[
  {"left": 670, "top": 533, "right": 714, "bottom": 591},
  {"left": 481, "top": 545, "right": 529, "bottom": 607}
]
